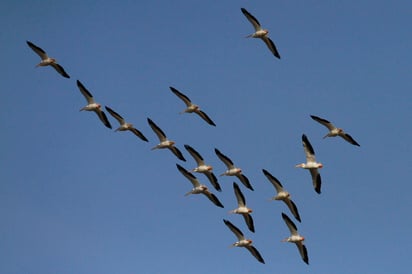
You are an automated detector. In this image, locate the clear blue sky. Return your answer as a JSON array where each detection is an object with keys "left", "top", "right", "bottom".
[{"left": 1, "top": 1, "right": 412, "bottom": 273}]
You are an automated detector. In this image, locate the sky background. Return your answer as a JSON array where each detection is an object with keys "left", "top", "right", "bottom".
[{"left": 1, "top": 1, "right": 412, "bottom": 273}]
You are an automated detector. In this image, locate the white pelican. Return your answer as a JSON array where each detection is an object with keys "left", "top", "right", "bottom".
[
  {"left": 215, "top": 148, "right": 254, "bottom": 191},
  {"left": 310, "top": 115, "right": 360, "bottom": 146},
  {"left": 105, "top": 106, "right": 148, "bottom": 142},
  {"left": 281, "top": 213, "right": 309, "bottom": 265},
  {"left": 76, "top": 80, "right": 112, "bottom": 129},
  {"left": 262, "top": 169, "right": 301, "bottom": 222},
  {"left": 169, "top": 86, "right": 216, "bottom": 126},
  {"left": 240, "top": 8, "right": 281, "bottom": 59},
  {"left": 229, "top": 182, "right": 255, "bottom": 232},
  {"left": 223, "top": 219, "right": 265, "bottom": 264},
  {"left": 295, "top": 134, "right": 322, "bottom": 194},
  {"left": 26, "top": 41, "right": 70, "bottom": 78},
  {"left": 147, "top": 118, "right": 186, "bottom": 161},
  {"left": 176, "top": 164, "right": 224, "bottom": 208},
  {"left": 184, "top": 144, "right": 221, "bottom": 192}
]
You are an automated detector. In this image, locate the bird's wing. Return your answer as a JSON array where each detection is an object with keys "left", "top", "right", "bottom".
[
  {"left": 205, "top": 172, "right": 221, "bottom": 192},
  {"left": 196, "top": 110, "right": 216, "bottom": 126},
  {"left": 169, "top": 86, "right": 192, "bottom": 107},
  {"left": 284, "top": 199, "right": 301, "bottom": 223},
  {"left": 76, "top": 80, "right": 95, "bottom": 104},
  {"left": 94, "top": 109, "right": 112, "bottom": 129},
  {"left": 176, "top": 164, "right": 200, "bottom": 187},
  {"left": 203, "top": 192, "right": 224, "bottom": 208},
  {"left": 169, "top": 146, "right": 186, "bottom": 162},
  {"left": 262, "top": 169, "right": 283, "bottom": 193},
  {"left": 215, "top": 148, "right": 234, "bottom": 168},
  {"left": 223, "top": 219, "right": 245, "bottom": 241},
  {"left": 130, "top": 128, "right": 149, "bottom": 142},
  {"left": 236, "top": 174, "right": 254, "bottom": 191},
  {"left": 310, "top": 115, "right": 335, "bottom": 131},
  {"left": 233, "top": 182, "right": 246, "bottom": 207},
  {"left": 245, "top": 246, "right": 265, "bottom": 264},
  {"left": 50, "top": 63, "right": 70, "bottom": 78},
  {"left": 184, "top": 144, "right": 205, "bottom": 165},
  {"left": 242, "top": 213, "right": 255, "bottom": 233},
  {"left": 341, "top": 133, "right": 360, "bottom": 146},
  {"left": 281, "top": 213, "right": 298, "bottom": 236},
  {"left": 240, "top": 8, "right": 262, "bottom": 31},
  {"left": 261, "top": 36, "right": 281, "bottom": 59},
  {"left": 309, "top": 171, "right": 322, "bottom": 194},
  {"left": 105, "top": 106, "right": 125, "bottom": 125},
  {"left": 147, "top": 118, "right": 167, "bottom": 142},
  {"left": 26, "top": 41, "right": 48, "bottom": 59},
  {"left": 302, "top": 134, "right": 316, "bottom": 162},
  {"left": 296, "top": 242, "right": 309, "bottom": 265}
]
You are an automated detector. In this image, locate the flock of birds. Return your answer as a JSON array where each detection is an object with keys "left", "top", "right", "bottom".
[{"left": 26, "top": 7, "right": 361, "bottom": 266}]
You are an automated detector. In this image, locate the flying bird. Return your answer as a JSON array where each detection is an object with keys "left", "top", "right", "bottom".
[
  {"left": 310, "top": 115, "right": 360, "bottom": 146},
  {"left": 105, "top": 106, "right": 148, "bottom": 142},
  {"left": 169, "top": 86, "right": 216, "bottom": 126},
  {"left": 215, "top": 148, "right": 254, "bottom": 191},
  {"left": 26, "top": 40, "right": 70, "bottom": 78},
  {"left": 223, "top": 219, "right": 265, "bottom": 264},
  {"left": 147, "top": 118, "right": 186, "bottom": 161},
  {"left": 184, "top": 144, "right": 221, "bottom": 192},
  {"left": 76, "top": 80, "right": 112, "bottom": 129},
  {"left": 176, "top": 164, "right": 224, "bottom": 208},
  {"left": 262, "top": 169, "right": 301, "bottom": 222},
  {"left": 229, "top": 182, "right": 255, "bottom": 232},
  {"left": 295, "top": 134, "right": 323, "bottom": 194},
  {"left": 281, "top": 213, "right": 309, "bottom": 265},
  {"left": 240, "top": 8, "right": 281, "bottom": 59}
]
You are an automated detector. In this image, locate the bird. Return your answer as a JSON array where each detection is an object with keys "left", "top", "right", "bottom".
[
  {"left": 215, "top": 148, "right": 254, "bottom": 191},
  {"left": 262, "top": 169, "right": 301, "bottom": 222},
  {"left": 184, "top": 144, "right": 221, "bottom": 192},
  {"left": 147, "top": 118, "right": 186, "bottom": 161},
  {"left": 240, "top": 8, "right": 281, "bottom": 59},
  {"left": 295, "top": 134, "right": 323, "bottom": 194},
  {"left": 76, "top": 80, "right": 112, "bottom": 129},
  {"left": 229, "top": 182, "right": 255, "bottom": 232},
  {"left": 310, "top": 115, "right": 360, "bottom": 146},
  {"left": 169, "top": 86, "right": 216, "bottom": 126},
  {"left": 223, "top": 219, "right": 265, "bottom": 264},
  {"left": 281, "top": 213, "right": 309, "bottom": 265},
  {"left": 176, "top": 164, "right": 224, "bottom": 208},
  {"left": 26, "top": 40, "right": 70, "bottom": 78},
  {"left": 105, "top": 106, "right": 148, "bottom": 142}
]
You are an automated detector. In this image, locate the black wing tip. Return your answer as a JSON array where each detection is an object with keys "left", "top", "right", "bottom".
[
  {"left": 213, "top": 196, "right": 224, "bottom": 208},
  {"left": 315, "top": 174, "right": 322, "bottom": 194},
  {"left": 281, "top": 212, "right": 295, "bottom": 225},
  {"left": 223, "top": 219, "right": 231, "bottom": 225},
  {"left": 241, "top": 175, "right": 254, "bottom": 191},
  {"left": 176, "top": 163, "right": 187, "bottom": 174}
]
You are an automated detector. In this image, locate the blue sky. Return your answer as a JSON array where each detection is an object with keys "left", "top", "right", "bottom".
[{"left": 1, "top": 1, "right": 412, "bottom": 273}]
